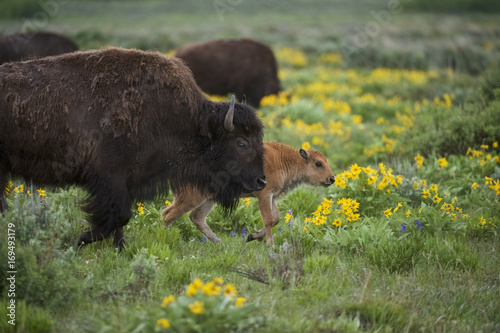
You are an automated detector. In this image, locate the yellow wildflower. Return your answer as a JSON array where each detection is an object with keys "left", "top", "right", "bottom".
[
  {"left": 224, "top": 284, "right": 237, "bottom": 297},
  {"left": 480, "top": 217, "right": 486, "bottom": 226},
  {"left": 471, "top": 182, "right": 479, "bottom": 190},
  {"left": 384, "top": 208, "right": 392, "bottom": 217},
  {"left": 38, "top": 189, "right": 47, "bottom": 197},
  {"left": 156, "top": 318, "right": 170, "bottom": 328},
  {"left": 189, "top": 301, "right": 205, "bottom": 314},
  {"left": 235, "top": 297, "right": 247, "bottom": 307},
  {"left": 161, "top": 295, "right": 175, "bottom": 308},
  {"left": 202, "top": 281, "right": 221, "bottom": 296},
  {"left": 347, "top": 213, "right": 359, "bottom": 222},
  {"left": 332, "top": 218, "right": 342, "bottom": 227},
  {"left": 137, "top": 202, "right": 145, "bottom": 216},
  {"left": 366, "top": 175, "right": 378, "bottom": 185},
  {"left": 438, "top": 157, "right": 448, "bottom": 167},
  {"left": 350, "top": 164, "right": 362, "bottom": 179},
  {"left": 421, "top": 189, "right": 430, "bottom": 199},
  {"left": 433, "top": 193, "right": 442, "bottom": 204},
  {"left": 301, "top": 142, "right": 311, "bottom": 150},
  {"left": 186, "top": 279, "right": 203, "bottom": 296}
]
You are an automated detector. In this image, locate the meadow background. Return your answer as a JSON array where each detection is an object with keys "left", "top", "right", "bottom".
[{"left": 1, "top": 0, "right": 500, "bottom": 332}]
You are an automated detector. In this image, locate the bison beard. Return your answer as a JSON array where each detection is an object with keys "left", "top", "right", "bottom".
[{"left": 0, "top": 47, "right": 265, "bottom": 249}]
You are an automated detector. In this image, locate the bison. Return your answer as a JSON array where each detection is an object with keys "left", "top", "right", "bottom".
[
  {"left": 175, "top": 38, "right": 281, "bottom": 107},
  {"left": 161, "top": 142, "right": 335, "bottom": 246},
  {"left": 0, "top": 47, "right": 266, "bottom": 249},
  {"left": 0, "top": 31, "right": 79, "bottom": 64}
]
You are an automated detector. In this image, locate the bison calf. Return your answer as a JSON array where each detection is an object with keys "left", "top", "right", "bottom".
[
  {"left": 162, "top": 142, "right": 335, "bottom": 246},
  {"left": 175, "top": 38, "right": 281, "bottom": 107},
  {"left": 0, "top": 47, "right": 266, "bottom": 249}
]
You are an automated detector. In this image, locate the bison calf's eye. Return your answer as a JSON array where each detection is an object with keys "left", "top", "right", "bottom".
[{"left": 315, "top": 161, "right": 323, "bottom": 168}]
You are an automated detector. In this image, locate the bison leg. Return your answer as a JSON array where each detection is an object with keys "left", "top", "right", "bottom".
[
  {"left": 77, "top": 174, "right": 131, "bottom": 250},
  {"left": 162, "top": 192, "right": 206, "bottom": 228},
  {"left": 247, "top": 195, "right": 280, "bottom": 246},
  {"left": 189, "top": 200, "right": 220, "bottom": 244}
]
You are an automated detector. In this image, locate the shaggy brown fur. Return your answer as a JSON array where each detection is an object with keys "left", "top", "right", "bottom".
[
  {"left": 0, "top": 47, "right": 266, "bottom": 249},
  {"left": 0, "top": 31, "right": 78, "bottom": 64},
  {"left": 175, "top": 38, "right": 281, "bottom": 107},
  {"left": 161, "top": 142, "right": 335, "bottom": 246}
]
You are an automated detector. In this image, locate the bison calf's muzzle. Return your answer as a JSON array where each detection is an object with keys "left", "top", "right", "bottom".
[{"left": 323, "top": 176, "right": 335, "bottom": 187}]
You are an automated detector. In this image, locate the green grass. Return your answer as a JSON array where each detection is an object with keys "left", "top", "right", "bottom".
[{"left": 1, "top": 1, "right": 500, "bottom": 332}]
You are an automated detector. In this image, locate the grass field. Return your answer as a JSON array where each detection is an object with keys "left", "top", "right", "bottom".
[{"left": 1, "top": 1, "right": 500, "bottom": 332}]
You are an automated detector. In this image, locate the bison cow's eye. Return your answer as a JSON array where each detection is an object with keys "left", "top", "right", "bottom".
[
  {"left": 315, "top": 161, "right": 323, "bottom": 168},
  {"left": 237, "top": 142, "right": 246, "bottom": 148}
]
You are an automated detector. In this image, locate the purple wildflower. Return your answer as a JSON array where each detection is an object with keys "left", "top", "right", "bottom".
[
  {"left": 200, "top": 236, "right": 207, "bottom": 242},
  {"left": 278, "top": 227, "right": 282, "bottom": 232},
  {"left": 230, "top": 231, "right": 237, "bottom": 238},
  {"left": 398, "top": 223, "right": 407, "bottom": 238},
  {"left": 415, "top": 220, "right": 422, "bottom": 232},
  {"left": 242, "top": 228, "right": 247, "bottom": 240}
]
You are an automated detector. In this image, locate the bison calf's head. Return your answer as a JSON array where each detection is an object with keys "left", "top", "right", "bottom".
[
  {"left": 203, "top": 96, "right": 266, "bottom": 208},
  {"left": 299, "top": 149, "right": 335, "bottom": 187}
]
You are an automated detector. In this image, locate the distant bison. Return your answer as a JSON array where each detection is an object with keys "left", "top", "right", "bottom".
[
  {"left": 0, "top": 31, "right": 79, "bottom": 64},
  {"left": 0, "top": 47, "right": 266, "bottom": 249},
  {"left": 162, "top": 142, "right": 335, "bottom": 246},
  {"left": 175, "top": 38, "right": 281, "bottom": 107}
]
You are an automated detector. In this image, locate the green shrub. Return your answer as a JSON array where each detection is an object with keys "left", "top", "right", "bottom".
[
  {"left": 399, "top": 100, "right": 500, "bottom": 157},
  {"left": 0, "top": 189, "right": 82, "bottom": 311},
  {"left": 365, "top": 221, "right": 424, "bottom": 273},
  {"left": 0, "top": 300, "right": 53, "bottom": 333},
  {"left": 90, "top": 278, "right": 264, "bottom": 332}
]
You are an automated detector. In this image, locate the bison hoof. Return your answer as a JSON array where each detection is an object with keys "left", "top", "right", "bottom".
[
  {"left": 113, "top": 237, "right": 126, "bottom": 251},
  {"left": 246, "top": 234, "right": 256, "bottom": 242}
]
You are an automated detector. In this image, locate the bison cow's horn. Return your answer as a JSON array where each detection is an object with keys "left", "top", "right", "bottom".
[{"left": 224, "top": 95, "right": 236, "bottom": 132}]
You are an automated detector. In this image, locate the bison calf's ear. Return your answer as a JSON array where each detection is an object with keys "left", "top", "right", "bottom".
[
  {"left": 224, "top": 95, "right": 236, "bottom": 132},
  {"left": 300, "top": 149, "right": 310, "bottom": 162}
]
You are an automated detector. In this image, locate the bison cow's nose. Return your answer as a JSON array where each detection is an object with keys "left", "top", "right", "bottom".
[{"left": 256, "top": 177, "right": 267, "bottom": 190}]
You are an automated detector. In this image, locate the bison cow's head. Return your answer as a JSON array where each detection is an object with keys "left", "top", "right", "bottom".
[{"left": 202, "top": 96, "right": 266, "bottom": 209}]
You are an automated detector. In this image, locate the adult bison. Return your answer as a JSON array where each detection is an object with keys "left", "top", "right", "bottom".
[
  {"left": 0, "top": 47, "right": 266, "bottom": 249},
  {"left": 0, "top": 31, "right": 79, "bottom": 64},
  {"left": 175, "top": 38, "right": 281, "bottom": 107}
]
